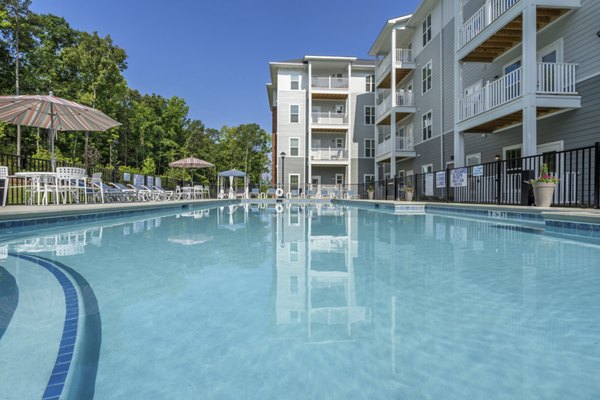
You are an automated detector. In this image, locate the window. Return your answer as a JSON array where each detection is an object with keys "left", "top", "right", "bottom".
[
  {"left": 365, "top": 139, "right": 375, "bottom": 158},
  {"left": 422, "top": 61, "right": 432, "bottom": 94},
  {"left": 335, "top": 174, "right": 344, "bottom": 187},
  {"left": 364, "top": 174, "right": 375, "bottom": 184},
  {"left": 503, "top": 145, "right": 522, "bottom": 170},
  {"left": 466, "top": 153, "right": 481, "bottom": 166},
  {"left": 290, "top": 105, "right": 299, "bottom": 123},
  {"left": 289, "top": 243, "right": 299, "bottom": 263},
  {"left": 422, "top": 164, "right": 433, "bottom": 173},
  {"left": 290, "top": 138, "right": 299, "bottom": 156},
  {"left": 364, "top": 106, "right": 375, "bottom": 125},
  {"left": 422, "top": 13, "right": 432, "bottom": 47},
  {"left": 422, "top": 111, "right": 432, "bottom": 141},
  {"left": 335, "top": 138, "right": 344, "bottom": 148},
  {"left": 366, "top": 74, "right": 375, "bottom": 92},
  {"left": 335, "top": 104, "right": 344, "bottom": 114},
  {"left": 289, "top": 276, "right": 299, "bottom": 293},
  {"left": 289, "top": 174, "right": 300, "bottom": 190},
  {"left": 291, "top": 72, "right": 300, "bottom": 90}
]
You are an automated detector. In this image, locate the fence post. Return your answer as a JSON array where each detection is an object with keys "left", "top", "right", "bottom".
[
  {"left": 414, "top": 174, "right": 419, "bottom": 201},
  {"left": 394, "top": 176, "right": 398, "bottom": 201},
  {"left": 595, "top": 142, "right": 600, "bottom": 209},
  {"left": 445, "top": 168, "right": 450, "bottom": 202},
  {"left": 496, "top": 159, "right": 502, "bottom": 205}
]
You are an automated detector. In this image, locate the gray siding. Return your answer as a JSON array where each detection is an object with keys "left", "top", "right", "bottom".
[
  {"left": 414, "top": 32, "right": 442, "bottom": 145},
  {"left": 442, "top": 19, "right": 455, "bottom": 133}
]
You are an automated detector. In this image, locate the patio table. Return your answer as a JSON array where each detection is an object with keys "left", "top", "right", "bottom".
[{"left": 14, "top": 172, "right": 58, "bottom": 206}]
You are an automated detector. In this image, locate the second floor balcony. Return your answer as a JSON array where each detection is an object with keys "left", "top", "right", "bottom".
[
  {"left": 310, "top": 147, "right": 348, "bottom": 162},
  {"left": 375, "top": 48, "right": 415, "bottom": 87},
  {"left": 311, "top": 112, "right": 349, "bottom": 126},
  {"left": 459, "top": 62, "right": 577, "bottom": 122}
]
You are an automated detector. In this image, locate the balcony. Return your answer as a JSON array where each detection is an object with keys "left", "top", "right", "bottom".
[
  {"left": 396, "top": 135, "right": 414, "bottom": 151},
  {"left": 375, "top": 124, "right": 415, "bottom": 159},
  {"left": 310, "top": 147, "right": 348, "bottom": 162},
  {"left": 311, "top": 112, "right": 349, "bottom": 127},
  {"left": 375, "top": 49, "right": 415, "bottom": 88},
  {"left": 376, "top": 90, "right": 392, "bottom": 119},
  {"left": 458, "top": 0, "right": 577, "bottom": 62},
  {"left": 458, "top": 62, "right": 580, "bottom": 132},
  {"left": 311, "top": 76, "right": 349, "bottom": 99}
]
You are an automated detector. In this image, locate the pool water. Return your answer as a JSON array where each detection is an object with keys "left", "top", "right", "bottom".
[{"left": 1, "top": 204, "right": 599, "bottom": 399}]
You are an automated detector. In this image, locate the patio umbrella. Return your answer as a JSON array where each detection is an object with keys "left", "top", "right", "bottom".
[
  {"left": 169, "top": 157, "right": 214, "bottom": 186},
  {"left": 0, "top": 92, "right": 120, "bottom": 170}
]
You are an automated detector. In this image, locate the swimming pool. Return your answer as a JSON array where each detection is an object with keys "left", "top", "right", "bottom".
[{"left": 1, "top": 203, "right": 599, "bottom": 399}]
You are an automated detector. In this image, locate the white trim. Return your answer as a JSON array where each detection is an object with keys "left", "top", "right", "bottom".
[
  {"left": 288, "top": 173, "right": 300, "bottom": 191},
  {"left": 421, "top": 110, "right": 433, "bottom": 142},
  {"left": 421, "top": 60, "right": 433, "bottom": 94},
  {"left": 335, "top": 173, "right": 344, "bottom": 186},
  {"left": 577, "top": 70, "right": 600, "bottom": 84},
  {"left": 537, "top": 140, "right": 564, "bottom": 153},
  {"left": 537, "top": 38, "right": 563, "bottom": 63},
  {"left": 502, "top": 144, "right": 522, "bottom": 160},
  {"left": 289, "top": 137, "right": 300, "bottom": 157},
  {"left": 421, "top": 163, "right": 433, "bottom": 173}
]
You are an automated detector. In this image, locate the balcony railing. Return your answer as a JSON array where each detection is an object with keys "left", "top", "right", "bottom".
[
  {"left": 377, "top": 125, "right": 391, "bottom": 143},
  {"left": 396, "top": 48, "right": 414, "bottom": 64},
  {"left": 376, "top": 139, "right": 392, "bottom": 157},
  {"left": 397, "top": 92, "right": 414, "bottom": 107},
  {"left": 376, "top": 92, "right": 392, "bottom": 118},
  {"left": 311, "top": 112, "right": 349, "bottom": 125},
  {"left": 311, "top": 76, "right": 349, "bottom": 90},
  {"left": 397, "top": 135, "right": 414, "bottom": 151},
  {"left": 311, "top": 147, "right": 348, "bottom": 161},
  {"left": 458, "top": 0, "right": 520, "bottom": 49},
  {"left": 459, "top": 63, "right": 577, "bottom": 121},
  {"left": 375, "top": 52, "right": 392, "bottom": 80}
]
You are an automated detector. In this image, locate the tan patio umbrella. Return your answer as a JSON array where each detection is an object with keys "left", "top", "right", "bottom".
[
  {"left": 169, "top": 157, "right": 214, "bottom": 186},
  {"left": 0, "top": 92, "right": 121, "bottom": 170}
]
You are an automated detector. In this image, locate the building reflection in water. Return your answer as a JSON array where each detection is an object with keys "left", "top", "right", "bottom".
[{"left": 275, "top": 204, "right": 372, "bottom": 342}]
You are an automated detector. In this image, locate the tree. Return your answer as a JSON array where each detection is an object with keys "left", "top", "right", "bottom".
[{"left": 1, "top": 0, "right": 33, "bottom": 156}]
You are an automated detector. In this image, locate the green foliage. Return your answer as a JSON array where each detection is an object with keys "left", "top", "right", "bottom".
[{"left": 0, "top": 4, "right": 271, "bottom": 182}]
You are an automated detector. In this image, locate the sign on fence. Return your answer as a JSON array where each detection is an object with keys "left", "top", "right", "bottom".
[
  {"left": 155, "top": 177, "right": 161, "bottom": 188},
  {"left": 451, "top": 168, "right": 468, "bottom": 188},
  {"left": 473, "top": 165, "right": 484, "bottom": 177},
  {"left": 425, "top": 173, "right": 434, "bottom": 196},
  {"left": 147, "top": 176, "right": 154, "bottom": 188},
  {"left": 123, "top": 172, "right": 131, "bottom": 182},
  {"left": 436, "top": 171, "right": 446, "bottom": 188}
]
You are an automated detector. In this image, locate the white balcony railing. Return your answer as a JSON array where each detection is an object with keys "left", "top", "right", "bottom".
[
  {"left": 537, "top": 62, "right": 577, "bottom": 94},
  {"left": 377, "top": 125, "right": 391, "bottom": 143},
  {"left": 375, "top": 52, "right": 393, "bottom": 80},
  {"left": 311, "top": 147, "right": 348, "bottom": 161},
  {"left": 458, "top": 0, "right": 520, "bottom": 49},
  {"left": 396, "top": 48, "right": 414, "bottom": 64},
  {"left": 376, "top": 139, "right": 392, "bottom": 157},
  {"left": 376, "top": 92, "right": 392, "bottom": 118},
  {"left": 311, "top": 76, "right": 349, "bottom": 90},
  {"left": 311, "top": 112, "right": 349, "bottom": 125},
  {"left": 459, "top": 63, "right": 577, "bottom": 121},
  {"left": 397, "top": 135, "right": 414, "bottom": 151},
  {"left": 397, "top": 92, "right": 414, "bottom": 107}
]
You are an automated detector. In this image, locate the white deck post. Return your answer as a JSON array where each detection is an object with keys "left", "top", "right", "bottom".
[
  {"left": 522, "top": 1, "right": 537, "bottom": 157},
  {"left": 308, "top": 62, "right": 313, "bottom": 184},
  {"left": 390, "top": 28, "right": 397, "bottom": 177},
  {"left": 453, "top": 0, "right": 465, "bottom": 167}
]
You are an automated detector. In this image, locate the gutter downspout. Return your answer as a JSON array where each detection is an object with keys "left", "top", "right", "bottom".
[{"left": 440, "top": 3, "right": 445, "bottom": 170}]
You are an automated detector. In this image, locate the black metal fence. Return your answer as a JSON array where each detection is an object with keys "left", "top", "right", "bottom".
[
  {"left": 370, "top": 143, "right": 600, "bottom": 208},
  {"left": 0, "top": 153, "right": 218, "bottom": 205}
]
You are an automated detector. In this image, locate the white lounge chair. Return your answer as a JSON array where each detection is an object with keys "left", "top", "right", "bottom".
[{"left": 0, "top": 166, "right": 8, "bottom": 207}]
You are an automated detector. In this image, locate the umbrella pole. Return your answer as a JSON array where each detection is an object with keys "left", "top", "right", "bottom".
[{"left": 50, "top": 103, "right": 56, "bottom": 171}]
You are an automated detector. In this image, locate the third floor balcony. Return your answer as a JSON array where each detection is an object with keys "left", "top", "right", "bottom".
[
  {"left": 311, "top": 112, "right": 349, "bottom": 127},
  {"left": 458, "top": 0, "right": 578, "bottom": 62},
  {"left": 375, "top": 49, "right": 415, "bottom": 88}
]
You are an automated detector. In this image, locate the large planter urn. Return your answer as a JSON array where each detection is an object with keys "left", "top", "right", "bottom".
[
  {"left": 533, "top": 182, "right": 555, "bottom": 207},
  {"left": 368, "top": 191, "right": 374, "bottom": 200},
  {"left": 405, "top": 191, "right": 414, "bottom": 202}
]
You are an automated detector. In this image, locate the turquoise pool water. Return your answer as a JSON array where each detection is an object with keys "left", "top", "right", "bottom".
[{"left": 1, "top": 204, "right": 599, "bottom": 399}]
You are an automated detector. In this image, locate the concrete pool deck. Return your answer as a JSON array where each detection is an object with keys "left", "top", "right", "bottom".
[{"left": 1, "top": 198, "right": 599, "bottom": 227}]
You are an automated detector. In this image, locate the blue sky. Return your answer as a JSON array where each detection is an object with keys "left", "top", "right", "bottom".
[{"left": 31, "top": 0, "right": 421, "bottom": 132}]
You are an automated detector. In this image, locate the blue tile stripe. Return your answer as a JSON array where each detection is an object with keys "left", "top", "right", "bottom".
[{"left": 8, "top": 252, "right": 79, "bottom": 400}]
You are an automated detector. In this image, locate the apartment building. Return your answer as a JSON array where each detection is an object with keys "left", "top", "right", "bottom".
[
  {"left": 267, "top": 56, "right": 376, "bottom": 191},
  {"left": 370, "top": 0, "right": 599, "bottom": 179}
]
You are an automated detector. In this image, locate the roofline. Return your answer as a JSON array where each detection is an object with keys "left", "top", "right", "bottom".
[
  {"left": 303, "top": 55, "right": 357, "bottom": 62},
  {"left": 368, "top": 13, "right": 413, "bottom": 56}
]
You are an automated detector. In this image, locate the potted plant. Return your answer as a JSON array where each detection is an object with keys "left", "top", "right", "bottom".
[
  {"left": 526, "top": 163, "right": 559, "bottom": 207},
  {"left": 367, "top": 185, "right": 374, "bottom": 200},
  {"left": 404, "top": 186, "right": 414, "bottom": 201}
]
